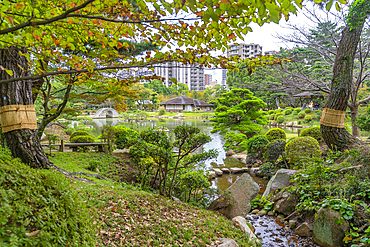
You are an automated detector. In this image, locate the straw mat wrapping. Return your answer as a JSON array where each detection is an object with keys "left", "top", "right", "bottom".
[
  {"left": 319, "top": 108, "right": 346, "bottom": 128},
  {"left": 0, "top": 105, "right": 37, "bottom": 133}
]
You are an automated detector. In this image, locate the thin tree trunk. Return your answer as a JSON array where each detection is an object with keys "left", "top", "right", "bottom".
[
  {"left": 321, "top": 24, "right": 364, "bottom": 150},
  {"left": 0, "top": 47, "right": 52, "bottom": 169},
  {"left": 348, "top": 103, "right": 360, "bottom": 137}
]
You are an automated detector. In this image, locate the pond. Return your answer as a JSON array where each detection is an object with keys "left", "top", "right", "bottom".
[{"left": 83, "top": 118, "right": 369, "bottom": 192}]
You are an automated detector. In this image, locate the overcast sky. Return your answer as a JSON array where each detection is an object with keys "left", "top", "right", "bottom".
[{"left": 205, "top": 3, "right": 344, "bottom": 83}]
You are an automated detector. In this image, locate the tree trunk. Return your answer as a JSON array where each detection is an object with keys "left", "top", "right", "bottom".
[
  {"left": 321, "top": 24, "right": 364, "bottom": 150},
  {"left": 0, "top": 47, "right": 52, "bottom": 169},
  {"left": 348, "top": 103, "right": 360, "bottom": 137}
]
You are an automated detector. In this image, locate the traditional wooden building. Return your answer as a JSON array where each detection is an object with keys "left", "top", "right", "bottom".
[{"left": 159, "top": 96, "right": 214, "bottom": 112}]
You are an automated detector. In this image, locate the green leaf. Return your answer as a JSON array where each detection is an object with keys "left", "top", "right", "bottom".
[
  {"left": 335, "top": 2, "right": 341, "bottom": 11},
  {"left": 5, "top": 69, "right": 13, "bottom": 76},
  {"left": 338, "top": 0, "right": 347, "bottom": 4},
  {"left": 169, "top": 77, "right": 177, "bottom": 84},
  {"left": 326, "top": 0, "right": 333, "bottom": 11}
]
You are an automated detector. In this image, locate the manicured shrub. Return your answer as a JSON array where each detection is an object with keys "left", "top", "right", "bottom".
[
  {"left": 284, "top": 109, "right": 292, "bottom": 115},
  {"left": 274, "top": 113, "right": 283, "bottom": 120},
  {"left": 304, "top": 115, "right": 312, "bottom": 123},
  {"left": 275, "top": 109, "right": 283, "bottom": 113},
  {"left": 115, "top": 125, "right": 139, "bottom": 149},
  {"left": 277, "top": 116, "right": 284, "bottom": 124},
  {"left": 268, "top": 110, "right": 275, "bottom": 115},
  {"left": 299, "top": 126, "right": 323, "bottom": 143},
  {"left": 246, "top": 135, "right": 269, "bottom": 157},
  {"left": 265, "top": 128, "right": 286, "bottom": 142},
  {"left": 298, "top": 111, "right": 306, "bottom": 119},
  {"left": 316, "top": 110, "right": 322, "bottom": 117},
  {"left": 294, "top": 108, "right": 301, "bottom": 113},
  {"left": 269, "top": 114, "right": 275, "bottom": 120},
  {"left": 70, "top": 130, "right": 92, "bottom": 140},
  {"left": 265, "top": 139, "right": 286, "bottom": 162},
  {"left": 304, "top": 108, "right": 311, "bottom": 113},
  {"left": 285, "top": 136, "right": 321, "bottom": 163},
  {"left": 286, "top": 107, "right": 294, "bottom": 110},
  {"left": 159, "top": 108, "right": 166, "bottom": 115},
  {"left": 0, "top": 148, "right": 95, "bottom": 246},
  {"left": 70, "top": 135, "right": 95, "bottom": 143}
]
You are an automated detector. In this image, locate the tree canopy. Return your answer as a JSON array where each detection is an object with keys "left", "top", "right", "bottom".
[{"left": 212, "top": 89, "right": 267, "bottom": 136}]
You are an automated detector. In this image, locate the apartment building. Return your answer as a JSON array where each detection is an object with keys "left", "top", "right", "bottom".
[
  {"left": 153, "top": 62, "right": 205, "bottom": 91},
  {"left": 204, "top": 74, "right": 212, "bottom": 86},
  {"left": 227, "top": 43, "right": 263, "bottom": 59}
]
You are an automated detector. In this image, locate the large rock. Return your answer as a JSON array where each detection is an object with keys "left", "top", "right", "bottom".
[
  {"left": 232, "top": 216, "right": 259, "bottom": 243},
  {"left": 262, "top": 169, "right": 297, "bottom": 197},
  {"left": 217, "top": 238, "right": 239, "bottom": 247},
  {"left": 313, "top": 206, "right": 349, "bottom": 247},
  {"left": 208, "top": 173, "right": 259, "bottom": 219},
  {"left": 272, "top": 192, "right": 298, "bottom": 216},
  {"left": 226, "top": 150, "right": 236, "bottom": 156}
]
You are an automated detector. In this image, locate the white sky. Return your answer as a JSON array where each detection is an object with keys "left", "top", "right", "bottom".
[{"left": 205, "top": 3, "right": 343, "bottom": 83}]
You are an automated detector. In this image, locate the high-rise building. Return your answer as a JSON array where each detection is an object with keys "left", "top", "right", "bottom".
[
  {"left": 221, "top": 69, "right": 227, "bottom": 86},
  {"left": 153, "top": 62, "right": 204, "bottom": 91},
  {"left": 227, "top": 43, "right": 263, "bottom": 59},
  {"left": 265, "top": 50, "right": 279, "bottom": 56},
  {"left": 204, "top": 74, "right": 212, "bottom": 86}
]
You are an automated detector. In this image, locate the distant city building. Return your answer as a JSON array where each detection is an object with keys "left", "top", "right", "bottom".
[
  {"left": 204, "top": 74, "right": 212, "bottom": 86},
  {"left": 227, "top": 43, "right": 263, "bottom": 59},
  {"left": 221, "top": 69, "right": 227, "bottom": 86},
  {"left": 264, "top": 50, "right": 279, "bottom": 56},
  {"left": 153, "top": 62, "right": 204, "bottom": 91}
]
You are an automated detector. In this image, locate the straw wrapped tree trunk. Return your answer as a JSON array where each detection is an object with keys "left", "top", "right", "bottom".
[
  {"left": 321, "top": 23, "right": 364, "bottom": 150},
  {"left": 0, "top": 47, "right": 52, "bottom": 169}
]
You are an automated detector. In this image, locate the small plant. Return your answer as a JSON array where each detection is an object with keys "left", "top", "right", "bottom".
[
  {"left": 265, "top": 128, "right": 286, "bottom": 142},
  {"left": 285, "top": 136, "right": 321, "bottom": 163},
  {"left": 86, "top": 160, "right": 99, "bottom": 171},
  {"left": 298, "top": 120, "right": 302, "bottom": 125},
  {"left": 355, "top": 107, "right": 370, "bottom": 131},
  {"left": 298, "top": 111, "right": 306, "bottom": 119},
  {"left": 304, "top": 115, "right": 312, "bottom": 123},
  {"left": 293, "top": 110, "right": 298, "bottom": 116},
  {"left": 299, "top": 126, "right": 323, "bottom": 143},
  {"left": 304, "top": 108, "right": 311, "bottom": 113},
  {"left": 45, "top": 133, "right": 60, "bottom": 155},
  {"left": 179, "top": 171, "right": 210, "bottom": 203},
  {"left": 316, "top": 110, "right": 322, "bottom": 118}
]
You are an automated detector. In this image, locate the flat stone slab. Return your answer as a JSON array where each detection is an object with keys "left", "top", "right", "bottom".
[
  {"left": 230, "top": 167, "right": 244, "bottom": 174},
  {"left": 221, "top": 168, "right": 230, "bottom": 174},
  {"left": 213, "top": 168, "right": 223, "bottom": 176},
  {"left": 209, "top": 171, "right": 216, "bottom": 179}
]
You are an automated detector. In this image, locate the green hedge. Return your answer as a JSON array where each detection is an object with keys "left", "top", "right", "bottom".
[
  {"left": 298, "top": 111, "right": 306, "bottom": 119},
  {"left": 0, "top": 148, "right": 95, "bottom": 246},
  {"left": 304, "top": 108, "right": 311, "bottom": 113},
  {"left": 70, "top": 135, "right": 95, "bottom": 143},
  {"left": 70, "top": 130, "right": 93, "bottom": 141}
]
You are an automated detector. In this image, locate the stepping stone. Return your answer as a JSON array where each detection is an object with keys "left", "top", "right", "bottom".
[
  {"left": 230, "top": 167, "right": 243, "bottom": 174},
  {"left": 213, "top": 168, "right": 223, "bottom": 176},
  {"left": 221, "top": 168, "right": 230, "bottom": 174}
]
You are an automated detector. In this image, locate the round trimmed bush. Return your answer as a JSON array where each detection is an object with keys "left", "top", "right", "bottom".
[
  {"left": 269, "top": 114, "right": 275, "bottom": 120},
  {"left": 265, "top": 139, "right": 286, "bottom": 162},
  {"left": 70, "top": 135, "right": 95, "bottom": 143},
  {"left": 265, "top": 128, "right": 286, "bottom": 142},
  {"left": 0, "top": 148, "right": 95, "bottom": 246},
  {"left": 304, "top": 115, "right": 312, "bottom": 123},
  {"left": 285, "top": 136, "right": 321, "bottom": 163},
  {"left": 246, "top": 135, "right": 269, "bottom": 157},
  {"left": 275, "top": 109, "right": 283, "bottom": 113},
  {"left": 274, "top": 113, "right": 283, "bottom": 120},
  {"left": 304, "top": 108, "right": 311, "bottom": 113},
  {"left": 293, "top": 110, "right": 298, "bottom": 116},
  {"left": 70, "top": 130, "right": 92, "bottom": 140},
  {"left": 268, "top": 110, "right": 275, "bottom": 115},
  {"left": 284, "top": 109, "right": 292, "bottom": 115},
  {"left": 298, "top": 111, "right": 306, "bottom": 119},
  {"left": 294, "top": 108, "right": 301, "bottom": 113},
  {"left": 286, "top": 107, "right": 294, "bottom": 110},
  {"left": 299, "top": 126, "right": 323, "bottom": 143},
  {"left": 277, "top": 116, "right": 284, "bottom": 124}
]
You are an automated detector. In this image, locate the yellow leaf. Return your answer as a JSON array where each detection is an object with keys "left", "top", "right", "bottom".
[{"left": 25, "top": 230, "right": 40, "bottom": 238}]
